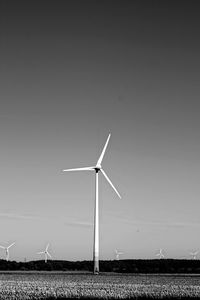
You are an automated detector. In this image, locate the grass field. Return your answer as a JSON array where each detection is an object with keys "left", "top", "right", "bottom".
[{"left": 0, "top": 272, "right": 200, "bottom": 299}]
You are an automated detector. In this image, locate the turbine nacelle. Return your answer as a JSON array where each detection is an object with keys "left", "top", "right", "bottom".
[{"left": 95, "top": 165, "right": 102, "bottom": 172}]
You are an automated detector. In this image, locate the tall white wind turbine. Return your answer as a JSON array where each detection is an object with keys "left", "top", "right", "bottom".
[
  {"left": 63, "top": 133, "right": 121, "bottom": 274},
  {"left": 37, "top": 244, "right": 52, "bottom": 263},
  {"left": 0, "top": 242, "right": 15, "bottom": 261},
  {"left": 190, "top": 251, "right": 199, "bottom": 260},
  {"left": 155, "top": 248, "right": 165, "bottom": 259},
  {"left": 115, "top": 249, "right": 123, "bottom": 260}
]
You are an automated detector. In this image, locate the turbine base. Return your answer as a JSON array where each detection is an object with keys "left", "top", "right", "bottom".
[{"left": 93, "top": 267, "right": 99, "bottom": 275}]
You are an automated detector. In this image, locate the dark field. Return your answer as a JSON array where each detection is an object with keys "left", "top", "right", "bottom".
[{"left": 0, "top": 272, "right": 200, "bottom": 299}]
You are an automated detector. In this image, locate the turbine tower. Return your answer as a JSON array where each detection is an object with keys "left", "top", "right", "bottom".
[
  {"left": 63, "top": 133, "right": 121, "bottom": 274},
  {"left": 37, "top": 244, "right": 52, "bottom": 263},
  {"left": 155, "top": 248, "right": 165, "bottom": 259},
  {"left": 0, "top": 242, "right": 15, "bottom": 261},
  {"left": 115, "top": 249, "right": 123, "bottom": 260},
  {"left": 190, "top": 251, "right": 199, "bottom": 260}
]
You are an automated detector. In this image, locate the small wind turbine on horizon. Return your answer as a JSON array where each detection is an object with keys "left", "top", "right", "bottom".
[
  {"left": 0, "top": 242, "right": 15, "bottom": 261},
  {"left": 115, "top": 249, "right": 123, "bottom": 260},
  {"left": 155, "top": 248, "right": 165, "bottom": 259},
  {"left": 190, "top": 251, "right": 199, "bottom": 260},
  {"left": 37, "top": 244, "right": 52, "bottom": 263},
  {"left": 63, "top": 133, "right": 121, "bottom": 274}
]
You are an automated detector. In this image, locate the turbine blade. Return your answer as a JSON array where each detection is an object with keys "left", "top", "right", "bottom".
[
  {"left": 101, "top": 169, "right": 121, "bottom": 199},
  {"left": 37, "top": 251, "right": 44, "bottom": 254},
  {"left": 46, "top": 244, "right": 49, "bottom": 251},
  {"left": 8, "top": 242, "right": 15, "bottom": 249},
  {"left": 0, "top": 246, "right": 5, "bottom": 249},
  {"left": 63, "top": 167, "right": 94, "bottom": 172},
  {"left": 47, "top": 251, "right": 52, "bottom": 258},
  {"left": 97, "top": 134, "right": 111, "bottom": 166}
]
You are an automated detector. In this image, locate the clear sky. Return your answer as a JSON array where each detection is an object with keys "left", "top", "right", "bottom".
[{"left": 1, "top": 0, "right": 200, "bottom": 262}]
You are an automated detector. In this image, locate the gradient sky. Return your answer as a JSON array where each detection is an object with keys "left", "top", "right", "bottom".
[{"left": 1, "top": 0, "right": 200, "bottom": 261}]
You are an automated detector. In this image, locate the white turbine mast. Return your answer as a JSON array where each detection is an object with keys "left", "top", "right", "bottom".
[
  {"left": 63, "top": 133, "right": 121, "bottom": 274},
  {"left": 115, "top": 249, "right": 123, "bottom": 260},
  {"left": 155, "top": 248, "right": 165, "bottom": 259},
  {"left": 37, "top": 244, "right": 52, "bottom": 263},
  {"left": 0, "top": 242, "right": 15, "bottom": 261},
  {"left": 190, "top": 251, "right": 199, "bottom": 260}
]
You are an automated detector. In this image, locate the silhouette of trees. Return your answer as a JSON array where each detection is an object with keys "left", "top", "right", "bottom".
[{"left": 0, "top": 259, "right": 200, "bottom": 273}]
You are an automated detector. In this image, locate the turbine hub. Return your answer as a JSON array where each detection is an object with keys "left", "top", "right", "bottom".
[{"left": 94, "top": 166, "right": 101, "bottom": 172}]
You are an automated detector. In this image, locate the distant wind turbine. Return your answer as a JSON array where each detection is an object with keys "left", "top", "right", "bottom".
[
  {"left": 155, "top": 248, "right": 165, "bottom": 259},
  {"left": 190, "top": 251, "right": 199, "bottom": 260},
  {"left": 115, "top": 249, "right": 123, "bottom": 260},
  {"left": 63, "top": 133, "right": 121, "bottom": 274},
  {"left": 37, "top": 244, "right": 52, "bottom": 263},
  {"left": 0, "top": 242, "right": 15, "bottom": 261}
]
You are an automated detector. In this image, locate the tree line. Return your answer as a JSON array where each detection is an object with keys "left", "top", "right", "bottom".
[{"left": 0, "top": 259, "right": 200, "bottom": 273}]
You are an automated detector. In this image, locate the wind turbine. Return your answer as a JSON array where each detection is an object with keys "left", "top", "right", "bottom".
[
  {"left": 190, "top": 251, "right": 199, "bottom": 260},
  {"left": 0, "top": 242, "right": 15, "bottom": 261},
  {"left": 37, "top": 244, "right": 52, "bottom": 263},
  {"left": 63, "top": 133, "right": 121, "bottom": 274},
  {"left": 155, "top": 248, "right": 165, "bottom": 259},
  {"left": 115, "top": 249, "right": 123, "bottom": 260}
]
